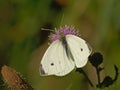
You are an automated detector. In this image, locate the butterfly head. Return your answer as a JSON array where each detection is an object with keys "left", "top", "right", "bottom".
[{"left": 49, "top": 25, "right": 79, "bottom": 42}]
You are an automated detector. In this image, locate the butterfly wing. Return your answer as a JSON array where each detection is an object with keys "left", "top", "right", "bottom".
[
  {"left": 66, "top": 35, "right": 92, "bottom": 68},
  {"left": 40, "top": 40, "right": 74, "bottom": 76},
  {"left": 54, "top": 44, "right": 74, "bottom": 76}
]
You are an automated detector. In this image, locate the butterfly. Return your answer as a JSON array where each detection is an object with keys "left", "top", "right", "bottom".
[{"left": 39, "top": 25, "right": 92, "bottom": 76}]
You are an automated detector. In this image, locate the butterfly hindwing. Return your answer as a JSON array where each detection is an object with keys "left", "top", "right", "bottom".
[{"left": 66, "top": 35, "right": 92, "bottom": 68}]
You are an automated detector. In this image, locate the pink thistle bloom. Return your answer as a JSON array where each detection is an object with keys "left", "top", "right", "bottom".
[{"left": 49, "top": 25, "right": 79, "bottom": 42}]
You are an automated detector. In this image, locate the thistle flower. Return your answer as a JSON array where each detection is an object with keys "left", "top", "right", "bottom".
[{"left": 49, "top": 25, "right": 79, "bottom": 42}]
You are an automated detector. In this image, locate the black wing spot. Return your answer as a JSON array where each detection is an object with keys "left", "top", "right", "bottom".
[
  {"left": 80, "top": 48, "right": 83, "bottom": 51},
  {"left": 51, "top": 63, "right": 54, "bottom": 66}
]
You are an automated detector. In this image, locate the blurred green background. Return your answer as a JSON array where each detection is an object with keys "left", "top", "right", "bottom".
[{"left": 0, "top": 0, "right": 120, "bottom": 90}]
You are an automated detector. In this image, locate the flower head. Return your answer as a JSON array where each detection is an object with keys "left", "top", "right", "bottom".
[
  {"left": 49, "top": 25, "right": 79, "bottom": 42},
  {"left": 89, "top": 52, "right": 103, "bottom": 67}
]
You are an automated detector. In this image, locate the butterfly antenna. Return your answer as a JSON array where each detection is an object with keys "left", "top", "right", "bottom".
[{"left": 41, "top": 28, "right": 54, "bottom": 32}]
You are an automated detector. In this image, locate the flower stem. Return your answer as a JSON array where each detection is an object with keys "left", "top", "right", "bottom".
[
  {"left": 77, "top": 68, "right": 94, "bottom": 87},
  {"left": 96, "top": 67, "right": 101, "bottom": 88}
]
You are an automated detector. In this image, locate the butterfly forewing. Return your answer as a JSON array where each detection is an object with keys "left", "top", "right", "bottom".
[
  {"left": 40, "top": 39, "right": 74, "bottom": 76},
  {"left": 40, "top": 40, "right": 64, "bottom": 76}
]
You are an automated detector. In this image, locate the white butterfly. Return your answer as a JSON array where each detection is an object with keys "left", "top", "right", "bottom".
[{"left": 39, "top": 26, "right": 92, "bottom": 76}]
